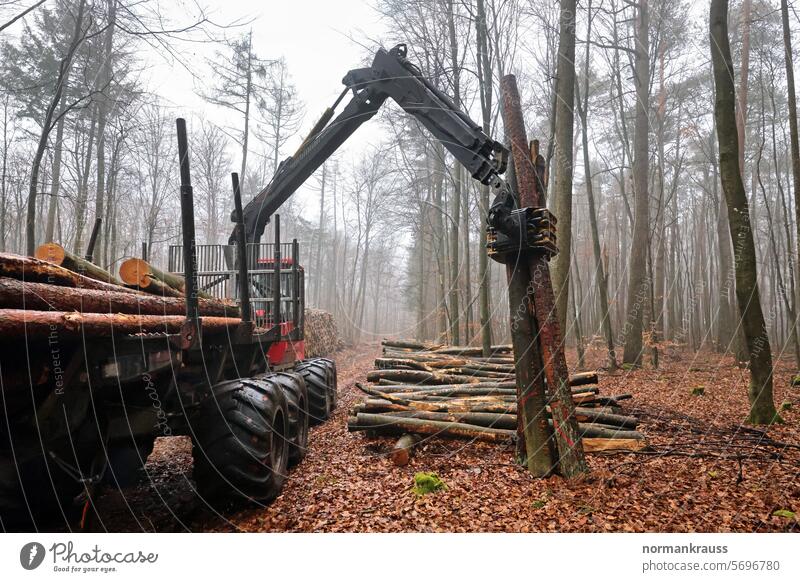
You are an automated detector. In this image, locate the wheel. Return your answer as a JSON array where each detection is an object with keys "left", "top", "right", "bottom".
[
  {"left": 315, "top": 358, "right": 338, "bottom": 410},
  {"left": 192, "top": 377, "right": 289, "bottom": 504},
  {"left": 257, "top": 372, "right": 308, "bottom": 466},
  {"left": 295, "top": 359, "right": 336, "bottom": 424}
]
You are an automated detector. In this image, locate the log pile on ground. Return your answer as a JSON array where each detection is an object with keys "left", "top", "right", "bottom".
[
  {"left": 348, "top": 339, "right": 647, "bottom": 465},
  {"left": 304, "top": 308, "right": 342, "bottom": 357},
  {"left": 0, "top": 251, "right": 242, "bottom": 340}
]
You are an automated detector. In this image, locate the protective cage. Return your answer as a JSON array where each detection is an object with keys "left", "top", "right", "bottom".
[{"left": 168, "top": 241, "right": 305, "bottom": 332}]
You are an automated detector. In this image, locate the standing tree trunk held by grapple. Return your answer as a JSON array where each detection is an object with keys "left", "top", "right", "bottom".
[{"left": 499, "top": 75, "right": 588, "bottom": 478}]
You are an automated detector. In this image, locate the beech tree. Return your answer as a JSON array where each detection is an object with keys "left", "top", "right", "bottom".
[
  {"left": 551, "top": 0, "right": 577, "bottom": 335},
  {"left": 710, "top": 0, "right": 779, "bottom": 424}
]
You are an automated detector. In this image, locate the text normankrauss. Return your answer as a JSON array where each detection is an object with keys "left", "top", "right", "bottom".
[
  {"left": 50, "top": 542, "right": 158, "bottom": 564},
  {"left": 643, "top": 544, "right": 728, "bottom": 555}
]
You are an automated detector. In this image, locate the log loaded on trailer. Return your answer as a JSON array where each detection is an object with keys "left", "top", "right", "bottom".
[{"left": 0, "top": 43, "right": 553, "bottom": 529}]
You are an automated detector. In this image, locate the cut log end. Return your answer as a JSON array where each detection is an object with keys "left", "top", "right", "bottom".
[
  {"left": 391, "top": 434, "right": 421, "bottom": 466},
  {"left": 119, "top": 257, "right": 150, "bottom": 287},
  {"left": 34, "top": 242, "right": 66, "bottom": 265}
]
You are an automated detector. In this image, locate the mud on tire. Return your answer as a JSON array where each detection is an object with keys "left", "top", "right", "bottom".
[{"left": 192, "top": 377, "right": 289, "bottom": 504}]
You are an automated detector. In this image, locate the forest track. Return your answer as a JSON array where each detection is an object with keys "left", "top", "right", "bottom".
[{"left": 81, "top": 344, "right": 800, "bottom": 532}]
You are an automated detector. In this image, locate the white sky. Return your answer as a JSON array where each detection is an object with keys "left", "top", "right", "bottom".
[
  {"left": 150, "top": 0, "right": 390, "bottom": 210},
  {"left": 1, "top": 0, "right": 397, "bottom": 243}
]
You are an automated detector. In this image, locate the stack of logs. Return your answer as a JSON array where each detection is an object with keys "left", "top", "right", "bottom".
[
  {"left": 304, "top": 308, "right": 343, "bottom": 358},
  {"left": 348, "top": 339, "right": 646, "bottom": 466},
  {"left": 0, "top": 244, "right": 242, "bottom": 340}
]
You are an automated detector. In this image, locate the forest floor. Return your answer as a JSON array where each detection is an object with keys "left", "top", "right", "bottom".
[{"left": 88, "top": 343, "right": 800, "bottom": 533}]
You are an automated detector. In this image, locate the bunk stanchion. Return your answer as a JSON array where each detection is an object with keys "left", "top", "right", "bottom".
[
  {"left": 273, "top": 214, "right": 282, "bottom": 330},
  {"left": 175, "top": 118, "right": 201, "bottom": 346},
  {"left": 292, "top": 238, "right": 300, "bottom": 331},
  {"left": 231, "top": 172, "right": 251, "bottom": 325}
]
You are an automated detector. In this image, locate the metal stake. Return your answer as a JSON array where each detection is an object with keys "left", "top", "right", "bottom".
[
  {"left": 175, "top": 118, "right": 200, "bottom": 324},
  {"left": 231, "top": 172, "right": 251, "bottom": 324},
  {"left": 273, "top": 214, "right": 282, "bottom": 329}
]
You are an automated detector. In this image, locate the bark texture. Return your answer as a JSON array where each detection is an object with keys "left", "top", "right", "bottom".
[{"left": 710, "top": 0, "right": 780, "bottom": 424}]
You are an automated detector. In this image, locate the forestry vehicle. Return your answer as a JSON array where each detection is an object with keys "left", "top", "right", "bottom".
[{"left": 0, "top": 43, "right": 551, "bottom": 529}]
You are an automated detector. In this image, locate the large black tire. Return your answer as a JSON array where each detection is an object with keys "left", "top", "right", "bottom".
[
  {"left": 192, "top": 377, "right": 289, "bottom": 505},
  {"left": 295, "top": 359, "right": 336, "bottom": 425},
  {"left": 258, "top": 372, "right": 308, "bottom": 466},
  {"left": 316, "top": 358, "right": 338, "bottom": 410}
]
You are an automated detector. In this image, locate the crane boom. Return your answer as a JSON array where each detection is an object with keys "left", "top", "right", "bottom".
[{"left": 234, "top": 44, "right": 525, "bottom": 245}]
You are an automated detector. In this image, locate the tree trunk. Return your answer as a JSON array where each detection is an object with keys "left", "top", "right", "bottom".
[
  {"left": 736, "top": 0, "right": 752, "bottom": 179},
  {"left": 551, "top": 0, "right": 577, "bottom": 334},
  {"left": 35, "top": 243, "right": 121, "bottom": 285},
  {"left": 623, "top": 0, "right": 650, "bottom": 367},
  {"left": 500, "top": 158, "right": 555, "bottom": 473},
  {"left": 313, "top": 163, "right": 326, "bottom": 305},
  {"left": 93, "top": 0, "right": 116, "bottom": 265},
  {"left": 119, "top": 257, "right": 214, "bottom": 299},
  {"left": 446, "top": 0, "right": 461, "bottom": 346},
  {"left": 709, "top": 0, "right": 780, "bottom": 425},
  {"left": 570, "top": 263, "right": 586, "bottom": 370},
  {"left": 0, "top": 252, "right": 140, "bottom": 293},
  {"left": 782, "top": 0, "right": 800, "bottom": 372},
  {"left": 350, "top": 412, "right": 513, "bottom": 443},
  {"left": 73, "top": 109, "right": 97, "bottom": 255},
  {"left": 240, "top": 31, "right": 253, "bottom": 187},
  {"left": 476, "top": 0, "right": 494, "bottom": 356},
  {"left": 577, "top": 18, "right": 617, "bottom": 369},
  {"left": 0, "top": 277, "right": 238, "bottom": 317},
  {"left": 0, "top": 97, "right": 10, "bottom": 251},
  {"left": 45, "top": 107, "right": 68, "bottom": 244},
  {"left": 433, "top": 144, "right": 449, "bottom": 341},
  {"left": 27, "top": 0, "right": 87, "bottom": 256},
  {"left": 501, "top": 75, "right": 588, "bottom": 478},
  {"left": 0, "top": 309, "right": 240, "bottom": 340}
]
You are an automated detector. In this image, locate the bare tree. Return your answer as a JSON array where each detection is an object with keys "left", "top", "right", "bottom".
[
  {"left": 25, "top": 0, "right": 90, "bottom": 255},
  {"left": 0, "top": 0, "right": 47, "bottom": 34},
  {"left": 134, "top": 104, "right": 175, "bottom": 255},
  {"left": 193, "top": 121, "right": 230, "bottom": 244},
  {"left": 92, "top": 0, "right": 116, "bottom": 264},
  {"left": 551, "top": 0, "right": 578, "bottom": 335},
  {"left": 622, "top": 0, "right": 650, "bottom": 366},
  {"left": 576, "top": 0, "right": 616, "bottom": 369},
  {"left": 710, "top": 0, "right": 779, "bottom": 424},
  {"left": 202, "top": 31, "right": 272, "bottom": 193},
  {"left": 256, "top": 57, "right": 303, "bottom": 175},
  {"left": 475, "top": 0, "right": 494, "bottom": 354},
  {"left": 781, "top": 0, "right": 800, "bottom": 374}
]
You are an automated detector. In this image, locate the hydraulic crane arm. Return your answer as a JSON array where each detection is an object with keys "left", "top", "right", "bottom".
[{"left": 235, "top": 43, "right": 520, "bottom": 245}]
